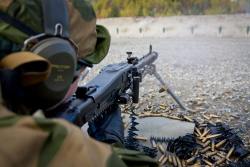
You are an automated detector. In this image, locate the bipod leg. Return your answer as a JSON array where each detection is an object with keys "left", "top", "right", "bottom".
[{"left": 152, "top": 70, "right": 189, "bottom": 112}]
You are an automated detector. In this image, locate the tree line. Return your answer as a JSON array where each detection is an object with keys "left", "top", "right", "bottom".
[{"left": 90, "top": 0, "right": 250, "bottom": 18}]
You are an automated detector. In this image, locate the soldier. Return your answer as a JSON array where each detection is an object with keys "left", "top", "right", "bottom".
[{"left": 0, "top": 0, "right": 157, "bottom": 167}]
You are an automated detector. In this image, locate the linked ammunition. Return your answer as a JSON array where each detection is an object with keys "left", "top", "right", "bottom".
[
  {"left": 186, "top": 156, "right": 196, "bottom": 164},
  {"left": 183, "top": 115, "right": 193, "bottom": 122},
  {"left": 216, "top": 158, "right": 226, "bottom": 165},
  {"left": 158, "top": 154, "right": 165, "bottom": 163},
  {"left": 217, "top": 152, "right": 226, "bottom": 158},
  {"left": 159, "top": 104, "right": 167, "bottom": 110},
  {"left": 199, "top": 123, "right": 208, "bottom": 127},
  {"left": 182, "top": 160, "right": 186, "bottom": 167},
  {"left": 203, "top": 140, "right": 211, "bottom": 148},
  {"left": 196, "top": 140, "right": 203, "bottom": 146},
  {"left": 208, "top": 121, "right": 216, "bottom": 126},
  {"left": 209, "top": 114, "right": 220, "bottom": 118},
  {"left": 201, "top": 137, "right": 208, "bottom": 143},
  {"left": 194, "top": 132, "right": 200, "bottom": 137},
  {"left": 167, "top": 115, "right": 182, "bottom": 120},
  {"left": 203, "top": 114, "right": 211, "bottom": 120},
  {"left": 150, "top": 139, "right": 157, "bottom": 148},
  {"left": 157, "top": 144, "right": 165, "bottom": 154},
  {"left": 168, "top": 154, "right": 173, "bottom": 163},
  {"left": 226, "top": 147, "right": 235, "bottom": 160},
  {"left": 201, "top": 146, "right": 211, "bottom": 153},
  {"left": 211, "top": 141, "right": 215, "bottom": 152},
  {"left": 124, "top": 122, "right": 129, "bottom": 129},
  {"left": 206, "top": 134, "right": 221, "bottom": 139},
  {"left": 192, "top": 162, "right": 201, "bottom": 167},
  {"left": 160, "top": 156, "right": 168, "bottom": 166},
  {"left": 202, "top": 159, "right": 213, "bottom": 166},
  {"left": 215, "top": 139, "right": 226, "bottom": 149},
  {"left": 133, "top": 136, "right": 147, "bottom": 141},
  {"left": 201, "top": 128, "right": 210, "bottom": 138},
  {"left": 202, "top": 133, "right": 221, "bottom": 143},
  {"left": 172, "top": 154, "right": 178, "bottom": 167},
  {"left": 195, "top": 127, "right": 202, "bottom": 136},
  {"left": 176, "top": 156, "right": 182, "bottom": 167},
  {"left": 206, "top": 151, "right": 217, "bottom": 157},
  {"left": 194, "top": 149, "right": 199, "bottom": 155}
]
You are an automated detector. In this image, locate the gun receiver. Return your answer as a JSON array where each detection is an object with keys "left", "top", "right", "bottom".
[
  {"left": 47, "top": 45, "right": 190, "bottom": 126},
  {"left": 47, "top": 46, "right": 158, "bottom": 126}
]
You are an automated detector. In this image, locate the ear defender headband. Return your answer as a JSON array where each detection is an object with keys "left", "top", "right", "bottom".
[{"left": 23, "top": 0, "right": 78, "bottom": 109}]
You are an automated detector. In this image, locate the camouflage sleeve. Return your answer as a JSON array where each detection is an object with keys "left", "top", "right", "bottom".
[
  {"left": 0, "top": 0, "right": 109, "bottom": 64},
  {"left": 111, "top": 147, "right": 158, "bottom": 167},
  {"left": 0, "top": 105, "right": 158, "bottom": 167}
]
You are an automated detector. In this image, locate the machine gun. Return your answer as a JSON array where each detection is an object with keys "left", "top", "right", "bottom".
[{"left": 47, "top": 45, "right": 188, "bottom": 126}]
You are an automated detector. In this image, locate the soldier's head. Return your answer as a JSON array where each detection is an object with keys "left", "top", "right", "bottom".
[{"left": 0, "top": 0, "right": 110, "bottom": 114}]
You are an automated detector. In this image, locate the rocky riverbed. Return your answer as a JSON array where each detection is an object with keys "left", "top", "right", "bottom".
[{"left": 85, "top": 37, "right": 250, "bottom": 149}]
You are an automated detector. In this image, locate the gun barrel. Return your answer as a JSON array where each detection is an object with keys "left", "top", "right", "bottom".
[{"left": 135, "top": 51, "right": 158, "bottom": 69}]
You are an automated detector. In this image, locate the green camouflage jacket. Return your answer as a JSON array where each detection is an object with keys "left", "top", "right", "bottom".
[
  {"left": 0, "top": 1, "right": 158, "bottom": 167},
  {"left": 0, "top": 104, "right": 158, "bottom": 167},
  {"left": 0, "top": 0, "right": 109, "bottom": 64}
]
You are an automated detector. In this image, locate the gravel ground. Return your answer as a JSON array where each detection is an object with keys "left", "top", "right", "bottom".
[{"left": 86, "top": 37, "right": 250, "bottom": 148}]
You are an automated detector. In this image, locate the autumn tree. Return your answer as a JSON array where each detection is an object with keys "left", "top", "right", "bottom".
[{"left": 89, "top": 0, "right": 249, "bottom": 18}]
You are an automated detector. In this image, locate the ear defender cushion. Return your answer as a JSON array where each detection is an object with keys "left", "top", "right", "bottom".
[
  {"left": 0, "top": 51, "right": 51, "bottom": 86},
  {"left": 27, "top": 37, "right": 77, "bottom": 108}
]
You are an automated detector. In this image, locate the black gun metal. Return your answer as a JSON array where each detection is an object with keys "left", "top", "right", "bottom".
[{"left": 47, "top": 47, "right": 158, "bottom": 126}]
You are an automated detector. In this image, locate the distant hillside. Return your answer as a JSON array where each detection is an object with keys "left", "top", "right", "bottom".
[{"left": 90, "top": 0, "right": 250, "bottom": 18}]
